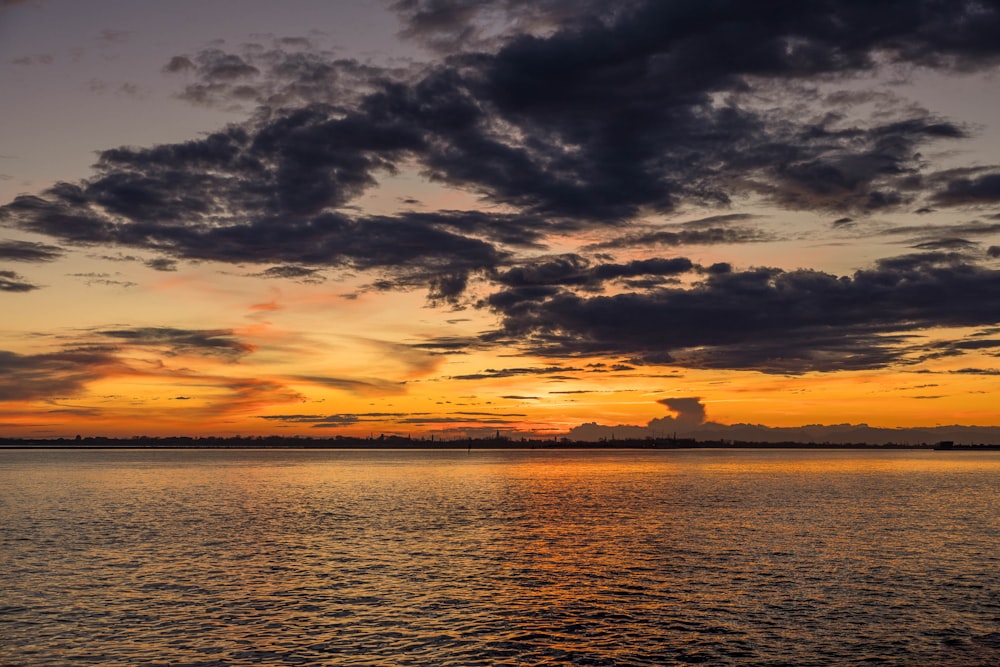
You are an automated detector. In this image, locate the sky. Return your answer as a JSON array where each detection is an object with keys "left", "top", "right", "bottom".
[{"left": 1, "top": 0, "right": 999, "bottom": 442}]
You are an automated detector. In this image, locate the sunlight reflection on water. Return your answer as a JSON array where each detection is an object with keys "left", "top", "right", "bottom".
[{"left": 1, "top": 448, "right": 998, "bottom": 666}]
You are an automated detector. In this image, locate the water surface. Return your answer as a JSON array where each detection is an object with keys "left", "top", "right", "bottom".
[{"left": 1, "top": 448, "right": 998, "bottom": 665}]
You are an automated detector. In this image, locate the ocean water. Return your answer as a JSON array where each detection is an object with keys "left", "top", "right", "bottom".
[{"left": 1, "top": 448, "right": 998, "bottom": 666}]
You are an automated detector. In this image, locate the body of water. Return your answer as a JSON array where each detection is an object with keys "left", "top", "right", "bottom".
[{"left": 1, "top": 448, "right": 998, "bottom": 666}]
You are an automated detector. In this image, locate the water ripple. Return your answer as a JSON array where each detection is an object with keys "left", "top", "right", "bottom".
[{"left": 1, "top": 448, "right": 998, "bottom": 666}]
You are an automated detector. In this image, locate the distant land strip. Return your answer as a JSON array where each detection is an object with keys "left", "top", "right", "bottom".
[{"left": 1, "top": 436, "right": 997, "bottom": 450}]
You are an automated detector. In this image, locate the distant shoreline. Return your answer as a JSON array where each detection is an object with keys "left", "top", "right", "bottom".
[{"left": 2, "top": 436, "right": 998, "bottom": 450}]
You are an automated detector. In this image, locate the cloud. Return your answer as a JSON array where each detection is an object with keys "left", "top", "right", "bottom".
[
  {"left": 67, "top": 272, "right": 137, "bottom": 288},
  {"left": 451, "top": 365, "right": 581, "bottom": 380},
  {"left": 260, "top": 408, "right": 529, "bottom": 428},
  {"left": 0, "top": 104, "right": 517, "bottom": 297},
  {"left": 0, "top": 330, "right": 326, "bottom": 414},
  {"left": 950, "top": 367, "right": 1000, "bottom": 376},
  {"left": 399, "top": 1, "right": 983, "bottom": 220},
  {"left": 0, "top": 269, "right": 40, "bottom": 291},
  {"left": 589, "top": 226, "right": 767, "bottom": 251},
  {"left": 391, "top": 0, "right": 623, "bottom": 52},
  {"left": 261, "top": 413, "right": 363, "bottom": 426},
  {"left": 144, "top": 257, "right": 177, "bottom": 272},
  {"left": 0, "top": 348, "right": 122, "bottom": 401},
  {"left": 290, "top": 375, "right": 404, "bottom": 397},
  {"left": 490, "top": 255, "right": 697, "bottom": 302},
  {"left": 10, "top": 53, "right": 53, "bottom": 66},
  {"left": 933, "top": 172, "right": 1000, "bottom": 206},
  {"left": 4, "top": 1, "right": 1000, "bottom": 308},
  {"left": 567, "top": 399, "right": 1000, "bottom": 444},
  {"left": 163, "top": 42, "right": 389, "bottom": 112},
  {"left": 484, "top": 253, "right": 1000, "bottom": 373},
  {"left": 657, "top": 397, "right": 706, "bottom": 425},
  {"left": 94, "top": 327, "right": 256, "bottom": 361},
  {"left": 254, "top": 265, "right": 324, "bottom": 282},
  {"left": 909, "top": 238, "right": 979, "bottom": 251},
  {"left": 9, "top": 3, "right": 997, "bottom": 240},
  {"left": 0, "top": 240, "right": 63, "bottom": 262},
  {"left": 884, "top": 221, "right": 1000, "bottom": 239}
]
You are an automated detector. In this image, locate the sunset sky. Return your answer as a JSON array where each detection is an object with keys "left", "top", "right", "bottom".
[{"left": 2, "top": 0, "right": 999, "bottom": 440}]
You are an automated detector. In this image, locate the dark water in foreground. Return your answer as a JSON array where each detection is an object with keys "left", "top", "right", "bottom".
[{"left": 1, "top": 448, "right": 998, "bottom": 666}]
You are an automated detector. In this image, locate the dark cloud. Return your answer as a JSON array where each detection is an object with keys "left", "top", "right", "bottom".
[
  {"left": 492, "top": 255, "right": 696, "bottom": 298},
  {"left": 163, "top": 55, "right": 195, "bottom": 73},
  {"left": 951, "top": 367, "right": 1000, "bottom": 375},
  {"left": 451, "top": 365, "right": 581, "bottom": 380},
  {"left": 933, "top": 172, "right": 1000, "bottom": 206},
  {"left": 884, "top": 221, "right": 1000, "bottom": 239},
  {"left": 928, "top": 338, "right": 1000, "bottom": 358},
  {"left": 0, "top": 269, "right": 40, "bottom": 292},
  {"left": 67, "top": 272, "right": 137, "bottom": 288},
  {"left": 394, "top": 0, "right": 1000, "bottom": 73},
  {"left": 144, "top": 257, "right": 177, "bottom": 272},
  {"left": 677, "top": 213, "right": 758, "bottom": 228},
  {"left": 392, "top": 0, "right": 628, "bottom": 52},
  {"left": 256, "top": 265, "right": 324, "bottom": 281},
  {"left": 484, "top": 253, "right": 1000, "bottom": 373},
  {"left": 260, "top": 413, "right": 362, "bottom": 425},
  {"left": 0, "top": 239, "right": 63, "bottom": 262},
  {"left": 585, "top": 362, "right": 635, "bottom": 372},
  {"left": 190, "top": 49, "right": 259, "bottom": 80},
  {"left": 588, "top": 226, "right": 766, "bottom": 250},
  {"left": 655, "top": 397, "right": 704, "bottom": 422},
  {"left": 0, "top": 348, "right": 121, "bottom": 401},
  {"left": 164, "top": 43, "right": 388, "bottom": 112},
  {"left": 95, "top": 327, "right": 255, "bottom": 360},
  {"left": 5, "top": 0, "right": 1000, "bottom": 305},
  {"left": 386, "top": 210, "right": 551, "bottom": 248},
  {"left": 0, "top": 334, "right": 320, "bottom": 411},
  {"left": 404, "top": 1, "right": 984, "bottom": 219},
  {"left": 657, "top": 397, "right": 706, "bottom": 425},
  {"left": 0, "top": 114, "right": 507, "bottom": 298},
  {"left": 290, "top": 375, "right": 404, "bottom": 397},
  {"left": 909, "top": 238, "right": 978, "bottom": 251}
]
